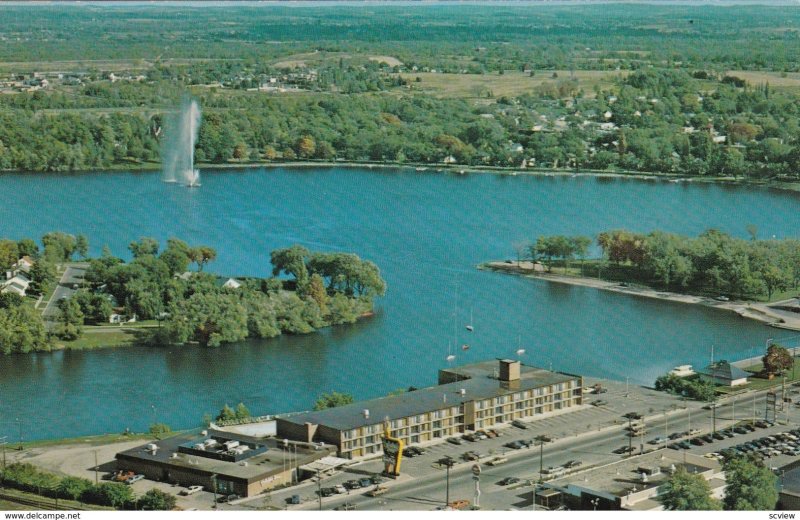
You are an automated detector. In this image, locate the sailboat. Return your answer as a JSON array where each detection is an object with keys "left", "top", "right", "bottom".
[
  {"left": 446, "top": 341, "right": 456, "bottom": 362},
  {"left": 465, "top": 308, "right": 474, "bottom": 332}
]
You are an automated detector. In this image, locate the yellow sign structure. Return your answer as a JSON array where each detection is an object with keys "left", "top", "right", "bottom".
[{"left": 381, "top": 420, "right": 404, "bottom": 476}]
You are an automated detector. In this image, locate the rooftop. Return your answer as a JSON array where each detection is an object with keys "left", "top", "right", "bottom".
[
  {"left": 280, "top": 360, "right": 579, "bottom": 431},
  {"left": 116, "top": 430, "right": 332, "bottom": 482},
  {"left": 550, "top": 451, "right": 720, "bottom": 503}
]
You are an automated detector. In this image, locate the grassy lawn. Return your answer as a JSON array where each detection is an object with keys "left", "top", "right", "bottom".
[
  {"left": 715, "top": 358, "right": 800, "bottom": 395},
  {"left": 398, "top": 70, "right": 622, "bottom": 99},
  {"left": 54, "top": 329, "right": 139, "bottom": 350}
]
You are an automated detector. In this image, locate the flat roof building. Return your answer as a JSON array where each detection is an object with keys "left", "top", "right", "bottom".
[
  {"left": 277, "top": 359, "right": 583, "bottom": 459},
  {"left": 544, "top": 451, "right": 724, "bottom": 511},
  {"left": 116, "top": 429, "right": 334, "bottom": 498}
]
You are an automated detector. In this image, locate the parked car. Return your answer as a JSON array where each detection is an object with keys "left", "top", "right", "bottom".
[
  {"left": 591, "top": 400, "right": 608, "bottom": 407},
  {"left": 486, "top": 457, "right": 508, "bottom": 466},
  {"left": 318, "top": 488, "right": 335, "bottom": 498},
  {"left": 371, "top": 475, "right": 386, "bottom": 485},
  {"left": 125, "top": 474, "right": 144, "bottom": 485},
  {"left": 504, "top": 441, "right": 524, "bottom": 450},
  {"left": 688, "top": 429, "right": 702, "bottom": 436},
  {"left": 359, "top": 478, "right": 373, "bottom": 488},
  {"left": 462, "top": 433, "right": 477, "bottom": 442},
  {"left": 461, "top": 451, "right": 480, "bottom": 461},
  {"left": 447, "top": 437, "right": 464, "bottom": 446},
  {"left": 289, "top": 495, "right": 300, "bottom": 505},
  {"left": 180, "top": 485, "right": 204, "bottom": 496},
  {"left": 403, "top": 448, "right": 417, "bottom": 458},
  {"left": 344, "top": 480, "right": 362, "bottom": 490},
  {"left": 334, "top": 484, "right": 347, "bottom": 494},
  {"left": 335, "top": 503, "right": 356, "bottom": 511},
  {"left": 365, "top": 486, "right": 389, "bottom": 497},
  {"left": 487, "top": 429, "right": 501, "bottom": 438},
  {"left": 511, "top": 420, "right": 529, "bottom": 430},
  {"left": 668, "top": 432, "right": 684, "bottom": 440},
  {"left": 613, "top": 446, "right": 634, "bottom": 454},
  {"left": 648, "top": 437, "right": 667, "bottom": 445},
  {"left": 498, "top": 477, "right": 520, "bottom": 486},
  {"left": 690, "top": 438, "right": 705, "bottom": 446}
]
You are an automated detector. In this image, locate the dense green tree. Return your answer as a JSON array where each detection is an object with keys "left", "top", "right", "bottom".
[
  {"left": 762, "top": 344, "right": 793, "bottom": 376},
  {"left": 271, "top": 245, "right": 310, "bottom": 290},
  {"left": 659, "top": 467, "right": 721, "bottom": 510},
  {"left": 55, "top": 297, "right": 84, "bottom": 340},
  {"left": 138, "top": 488, "right": 177, "bottom": 511},
  {"left": 0, "top": 305, "right": 49, "bottom": 354},
  {"left": 28, "top": 259, "right": 57, "bottom": 295},
  {"left": 57, "top": 476, "right": 94, "bottom": 501},
  {"left": 313, "top": 391, "right": 355, "bottom": 410},
  {"left": 129, "top": 237, "right": 159, "bottom": 258},
  {"left": 722, "top": 457, "right": 778, "bottom": 510},
  {"left": 75, "top": 235, "right": 89, "bottom": 259},
  {"left": 42, "top": 232, "right": 77, "bottom": 262}
]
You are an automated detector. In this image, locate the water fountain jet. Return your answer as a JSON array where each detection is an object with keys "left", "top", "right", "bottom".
[{"left": 162, "top": 97, "right": 202, "bottom": 187}]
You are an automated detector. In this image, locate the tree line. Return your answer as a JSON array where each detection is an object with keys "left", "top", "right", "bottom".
[
  {"left": 0, "top": 232, "right": 386, "bottom": 353},
  {"left": 526, "top": 228, "right": 800, "bottom": 301},
  {"left": 0, "top": 463, "right": 175, "bottom": 510}
]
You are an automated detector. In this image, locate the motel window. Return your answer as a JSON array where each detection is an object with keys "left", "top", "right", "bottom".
[{"left": 513, "top": 392, "right": 522, "bottom": 401}]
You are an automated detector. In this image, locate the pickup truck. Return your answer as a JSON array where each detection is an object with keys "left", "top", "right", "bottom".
[{"left": 365, "top": 486, "right": 389, "bottom": 497}]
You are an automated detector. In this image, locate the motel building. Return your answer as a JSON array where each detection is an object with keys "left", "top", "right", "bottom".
[{"left": 277, "top": 359, "right": 584, "bottom": 459}]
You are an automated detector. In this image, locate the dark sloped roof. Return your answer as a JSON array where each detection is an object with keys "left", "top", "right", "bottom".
[
  {"left": 698, "top": 360, "right": 749, "bottom": 381},
  {"left": 279, "top": 362, "right": 578, "bottom": 432}
]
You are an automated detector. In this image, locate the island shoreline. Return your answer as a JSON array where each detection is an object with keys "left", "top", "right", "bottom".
[{"left": 479, "top": 261, "right": 800, "bottom": 332}]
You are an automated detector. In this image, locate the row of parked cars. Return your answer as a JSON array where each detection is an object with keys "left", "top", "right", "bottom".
[
  {"left": 715, "top": 428, "right": 800, "bottom": 463},
  {"left": 317, "top": 476, "right": 385, "bottom": 498},
  {"left": 667, "top": 422, "right": 767, "bottom": 451}
]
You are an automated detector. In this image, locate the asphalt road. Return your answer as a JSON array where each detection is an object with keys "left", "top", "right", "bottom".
[
  {"left": 41, "top": 263, "right": 88, "bottom": 322},
  {"left": 251, "top": 387, "right": 800, "bottom": 511}
]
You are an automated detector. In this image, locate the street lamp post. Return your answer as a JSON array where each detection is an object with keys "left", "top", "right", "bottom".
[
  {"left": 534, "top": 435, "right": 549, "bottom": 481},
  {"left": 15, "top": 418, "right": 22, "bottom": 450},
  {"left": 438, "top": 457, "right": 455, "bottom": 508}
]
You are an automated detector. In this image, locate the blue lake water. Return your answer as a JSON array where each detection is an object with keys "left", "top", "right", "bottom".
[{"left": 0, "top": 167, "right": 795, "bottom": 440}]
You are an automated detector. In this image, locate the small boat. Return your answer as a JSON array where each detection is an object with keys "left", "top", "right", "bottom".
[
  {"left": 415, "top": 167, "right": 428, "bottom": 172},
  {"left": 462, "top": 344, "right": 470, "bottom": 351},
  {"left": 465, "top": 308, "right": 474, "bottom": 331},
  {"left": 446, "top": 354, "right": 456, "bottom": 362},
  {"left": 516, "top": 348, "right": 526, "bottom": 356}
]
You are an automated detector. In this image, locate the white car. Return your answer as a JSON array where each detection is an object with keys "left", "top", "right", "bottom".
[
  {"left": 334, "top": 484, "right": 347, "bottom": 494},
  {"left": 180, "top": 485, "right": 203, "bottom": 496},
  {"left": 126, "top": 474, "right": 145, "bottom": 485}
]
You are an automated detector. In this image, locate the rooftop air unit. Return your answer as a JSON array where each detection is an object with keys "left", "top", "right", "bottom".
[
  {"left": 363, "top": 409, "right": 370, "bottom": 420},
  {"left": 460, "top": 389, "right": 466, "bottom": 396},
  {"left": 193, "top": 443, "right": 206, "bottom": 451},
  {"left": 146, "top": 443, "right": 158, "bottom": 452},
  {"left": 224, "top": 440, "right": 240, "bottom": 450}
]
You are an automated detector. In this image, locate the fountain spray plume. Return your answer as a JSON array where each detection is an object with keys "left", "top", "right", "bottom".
[{"left": 161, "top": 97, "right": 202, "bottom": 187}]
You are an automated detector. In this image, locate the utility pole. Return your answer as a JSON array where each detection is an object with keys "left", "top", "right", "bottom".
[
  {"left": 16, "top": 418, "right": 22, "bottom": 450},
  {"left": 94, "top": 450, "right": 99, "bottom": 484},
  {"left": 664, "top": 411, "right": 668, "bottom": 449},
  {"left": 438, "top": 457, "right": 455, "bottom": 507},
  {"left": 534, "top": 435, "right": 549, "bottom": 481},
  {"left": 317, "top": 468, "right": 322, "bottom": 511},
  {"left": 211, "top": 474, "right": 218, "bottom": 508}
]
